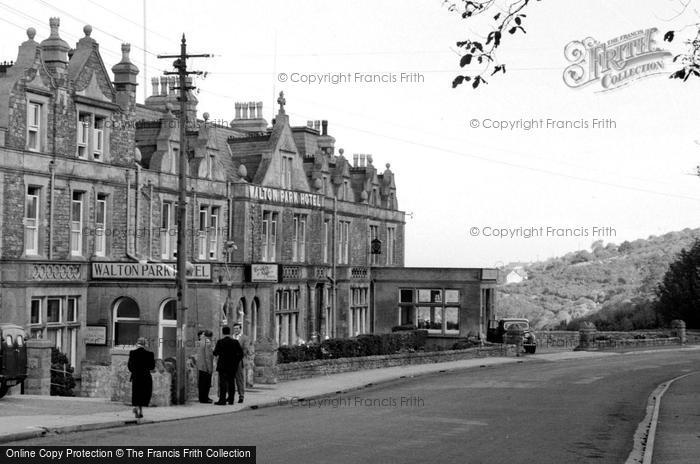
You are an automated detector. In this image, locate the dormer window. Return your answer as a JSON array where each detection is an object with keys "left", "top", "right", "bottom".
[
  {"left": 76, "top": 108, "right": 109, "bottom": 161},
  {"left": 77, "top": 114, "right": 89, "bottom": 158},
  {"left": 93, "top": 117, "right": 104, "bottom": 160},
  {"left": 27, "top": 102, "right": 42, "bottom": 152},
  {"left": 281, "top": 155, "right": 293, "bottom": 189},
  {"left": 341, "top": 180, "right": 350, "bottom": 201},
  {"left": 171, "top": 147, "right": 179, "bottom": 174},
  {"left": 207, "top": 155, "right": 214, "bottom": 179},
  {"left": 26, "top": 94, "right": 49, "bottom": 152}
]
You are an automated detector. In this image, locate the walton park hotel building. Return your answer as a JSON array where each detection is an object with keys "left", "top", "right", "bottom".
[{"left": 0, "top": 19, "right": 498, "bottom": 378}]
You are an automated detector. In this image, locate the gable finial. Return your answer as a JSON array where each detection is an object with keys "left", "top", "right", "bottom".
[{"left": 277, "top": 91, "right": 286, "bottom": 114}]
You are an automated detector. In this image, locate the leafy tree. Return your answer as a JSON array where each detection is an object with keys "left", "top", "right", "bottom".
[
  {"left": 446, "top": 0, "right": 542, "bottom": 88},
  {"left": 655, "top": 239, "right": 700, "bottom": 328}
]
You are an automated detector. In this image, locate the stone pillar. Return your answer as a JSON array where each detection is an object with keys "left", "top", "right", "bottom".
[
  {"left": 25, "top": 339, "right": 53, "bottom": 395},
  {"left": 505, "top": 326, "right": 524, "bottom": 356},
  {"left": 254, "top": 337, "right": 278, "bottom": 384},
  {"left": 671, "top": 320, "right": 687, "bottom": 345},
  {"left": 577, "top": 322, "right": 598, "bottom": 351},
  {"left": 110, "top": 348, "right": 131, "bottom": 403}
]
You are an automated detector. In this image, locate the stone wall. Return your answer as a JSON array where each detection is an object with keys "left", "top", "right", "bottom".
[
  {"left": 533, "top": 331, "right": 580, "bottom": 349},
  {"left": 79, "top": 362, "right": 112, "bottom": 398},
  {"left": 276, "top": 345, "right": 513, "bottom": 382}
]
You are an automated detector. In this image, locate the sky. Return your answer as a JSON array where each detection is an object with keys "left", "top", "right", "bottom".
[{"left": 1, "top": 0, "right": 700, "bottom": 268}]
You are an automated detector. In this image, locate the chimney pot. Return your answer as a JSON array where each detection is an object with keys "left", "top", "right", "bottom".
[
  {"left": 256, "top": 101, "right": 263, "bottom": 119},
  {"left": 321, "top": 120, "right": 328, "bottom": 136},
  {"left": 360, "top": 154, "right": 366, "bottom": 167},
  {"left": 151, "top": 77, "right": 159, "bottom": 96},
  {"left": 235, "top": 103, "right": 241, "bottom": 120},
  {"left": 353, "top": 154, "right": 359, "bottom": 167},
  {"left": 307, "top": 120, "right": 314, "bottom": 128},
  {"left": 160, "top": 77, "right": 168, "bottom": 95},
  {"left": 314, "top": 120, "right": 320, "bottom": 132},
  {"left": 248, "top": 101, "right": 256, "bottom": 119}
]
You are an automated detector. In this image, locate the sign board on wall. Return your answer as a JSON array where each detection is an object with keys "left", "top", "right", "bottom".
[
  {"left": 91, "top": 262, "right": 211, "bottom": 280},
  {"left": 250, "top": 264, "right": 278, "bottom": 282},
  {"left": 84, "top": 326, "right": 107, "bottom": 345},
  {"left": 481, "top": 269, "right": 499, "bottom": 281}
]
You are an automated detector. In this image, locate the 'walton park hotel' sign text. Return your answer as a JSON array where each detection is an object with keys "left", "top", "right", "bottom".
[{"left": 92, "top": 262, "right": 212, "bottom": 280}]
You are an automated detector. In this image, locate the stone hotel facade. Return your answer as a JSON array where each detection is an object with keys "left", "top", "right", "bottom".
[{"left": 0, "top": 19, "right": 497, "bottom": 380}]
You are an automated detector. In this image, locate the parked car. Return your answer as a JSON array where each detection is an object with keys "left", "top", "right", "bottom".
[
  {"left": 0, "top": 324, "right": 28, "bottom": 398},
  {"left": 487, "top": 318, "right": 537, "bottom": 353}
]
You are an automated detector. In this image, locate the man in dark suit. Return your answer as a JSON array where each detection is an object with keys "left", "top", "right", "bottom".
[{"left": 213, "top": 326, "right": 243, "bottom": 405}]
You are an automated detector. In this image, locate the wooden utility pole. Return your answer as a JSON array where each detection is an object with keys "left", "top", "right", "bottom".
[{"left": 157, "top": 35, "right": 210, "bottom": 405}]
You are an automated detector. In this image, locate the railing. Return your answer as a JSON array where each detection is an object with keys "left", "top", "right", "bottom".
[
  {"left": 282, "top": 266, "right": 301, "bottom": 281},
  {"left": 351, "top": 267, "right": 368, "bottom": 279}
]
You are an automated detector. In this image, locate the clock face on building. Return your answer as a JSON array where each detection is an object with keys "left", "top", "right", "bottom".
[{"left": 371, "top": 238, "right": 382, "bottom": 255}]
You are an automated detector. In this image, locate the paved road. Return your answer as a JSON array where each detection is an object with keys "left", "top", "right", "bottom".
[{"left": 11, "top": 350, "right": 700, "bottom": 464}]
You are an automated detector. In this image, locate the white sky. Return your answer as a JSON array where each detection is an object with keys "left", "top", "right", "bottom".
[{"left": 2, "top": 0, "right": 700, "bottom": 268}]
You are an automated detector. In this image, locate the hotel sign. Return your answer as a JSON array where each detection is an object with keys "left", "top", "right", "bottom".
[
  {"left": 247, "top": 185, "right": 323, "bottom": 208},
  {"left": 250, "top": 264, "right": 278, "bottom": 282},
  {"left": 92, "top": 262, "right": 211, "bottom": 280}
]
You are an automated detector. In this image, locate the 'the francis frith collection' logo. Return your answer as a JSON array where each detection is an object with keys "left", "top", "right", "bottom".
[{"left": 563, "top": 28, "right": 672, "bottom": 91}]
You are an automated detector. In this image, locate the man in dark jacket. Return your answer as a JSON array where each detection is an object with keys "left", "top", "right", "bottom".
[{"left": 213, "top": 326, "right": 243, "bottom": 405}]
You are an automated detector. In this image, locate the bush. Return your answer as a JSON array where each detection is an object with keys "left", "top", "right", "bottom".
[
  {"left": 451, "top": 339, "right": 480, "bottom": 350},
  {"left": 277, "top": 331, "right": 429, "bottom": 363},
  {"left": 50, "top": 348, "right": 75, "bottom": 396},
  {"left": 391, "top": 324, "right": 417, "bottom": 332}
]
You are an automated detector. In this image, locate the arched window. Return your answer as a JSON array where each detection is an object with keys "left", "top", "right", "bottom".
[
  {"left": 159, "top": 299, "right": 177, "bottom": 359},
  {"left": 250, "top": 297, "right": 259, "bottom": 342},
  {"left": 236, "top": 297, "right": 246, "bottom": 327},
  {"left": 113, "top": 297, "right": 140, "bottom": 346}
]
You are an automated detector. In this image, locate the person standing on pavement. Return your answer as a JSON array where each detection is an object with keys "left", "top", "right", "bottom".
[
  {"left": 195, "top": 329, "right": 214, "bottom": 403},
  {"left": 213, "top": 326, "right": 243, "bottom": 405},
  {"left": 127, "top": 337, "right": 155, "bottom": 419},
  {"left": 232, "top": 322, "right": 252, "bottom": 403}
]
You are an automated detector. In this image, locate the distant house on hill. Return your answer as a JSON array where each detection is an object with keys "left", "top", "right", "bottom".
[{"left": 505, "top": 267, "right": 528, "bottom": 284}]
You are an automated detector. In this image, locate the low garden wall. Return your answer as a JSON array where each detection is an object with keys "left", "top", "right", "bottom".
[{"left": 276, "top": 345, "right": 515, "bottom": 382}]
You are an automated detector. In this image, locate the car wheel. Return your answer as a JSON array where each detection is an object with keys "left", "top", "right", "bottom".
[{"left": 0, "top": 382, "right": 8, "bottom": 399}]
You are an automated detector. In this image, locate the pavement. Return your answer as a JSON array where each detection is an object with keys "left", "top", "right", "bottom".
[{"left": 1, "top": 345, "right": 699, "bottom": 464}]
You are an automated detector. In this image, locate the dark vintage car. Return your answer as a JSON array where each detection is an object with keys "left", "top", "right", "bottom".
[
  {"left": 487, "top": 318, "right": 537, "bottom": 353},
  {"left": 0, "top": 324, "right": 28, "bottom": 398}
]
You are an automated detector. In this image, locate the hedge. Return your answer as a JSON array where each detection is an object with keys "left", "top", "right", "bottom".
[{"left": 277, "top": 330, "right": 429, "bottom": 364}]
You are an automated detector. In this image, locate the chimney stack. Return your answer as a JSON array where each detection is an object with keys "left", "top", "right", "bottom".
[
  {"left": 40, "top": 17, "right": 70, "bottom": 74},
  {"left": 111, "top": 43, "right": 140, "bottom": 111},
  {"left": 321, "top": 120, "right": 328, "bottom": 136}
]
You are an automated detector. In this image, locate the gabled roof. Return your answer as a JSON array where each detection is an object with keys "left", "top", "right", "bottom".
[{"left": 67, "top": 31, "right": 115, "bottom": 99}]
